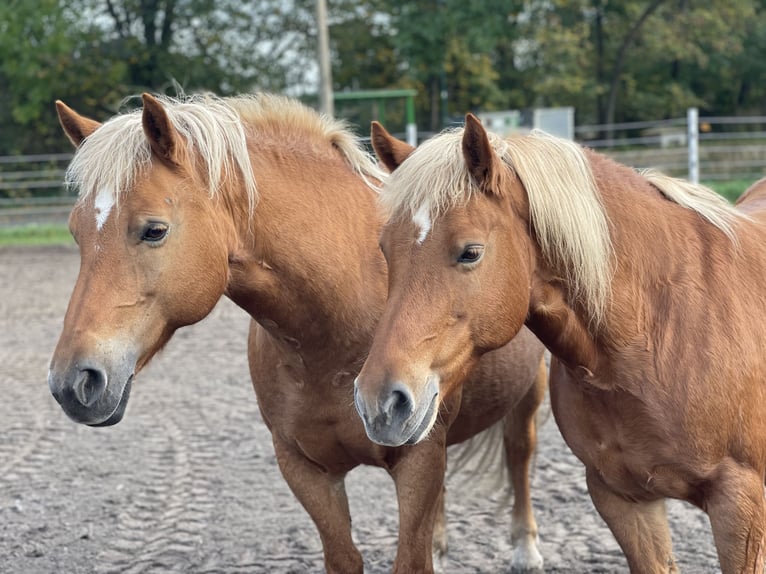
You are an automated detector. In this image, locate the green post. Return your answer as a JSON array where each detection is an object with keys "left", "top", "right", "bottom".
[{"left": 332, "top": 89, "right": 418, "bottom": 146}]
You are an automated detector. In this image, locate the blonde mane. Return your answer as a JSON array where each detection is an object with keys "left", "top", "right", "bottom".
[
  {"left": 231, "top": 93, "right": 386, "bottom": 189},
  {"left": 65, "top": 93, "right": 385, "bottom": 213},
  {"left": 639, "top": 168, "right": 744, "bottom": 240},
  {"left": 380, "top": 129, "right": 613, "bottom": 324}
]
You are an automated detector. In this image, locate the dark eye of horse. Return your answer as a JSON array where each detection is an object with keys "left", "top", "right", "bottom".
[
  {"left": 141, "top": 223, "right": 169, "bottom": 244},
  {"left": 458, "top": 245, "right": 484, "bottom": 264}
]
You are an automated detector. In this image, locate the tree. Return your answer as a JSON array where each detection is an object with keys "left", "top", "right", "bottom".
[
  {"left": 84, "top": 0, "right": 316, "bottom": 95},
  {"left": 332, "top": 0, "right": 521, "bottom": 131},
  {"left": 524, "top": 0, "right": 757, "bottom": 128},
  {"left": 0, "top": 0, "right": 319, "bottom": 154},
  {"left": 0, "top": 0, "right": 128, "bottom": 153}
]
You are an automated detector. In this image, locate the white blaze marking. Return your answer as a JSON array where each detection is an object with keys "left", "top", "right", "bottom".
[
  {"left": 413, "top": 205, "right": 431, "bottom": 244},
  {"left": 94, "top": 188, "right": 114, "bottom": 230}
]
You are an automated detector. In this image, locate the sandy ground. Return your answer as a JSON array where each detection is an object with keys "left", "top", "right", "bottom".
[{"left": 0, "top": 245, "right": 721, "bottom": 573}]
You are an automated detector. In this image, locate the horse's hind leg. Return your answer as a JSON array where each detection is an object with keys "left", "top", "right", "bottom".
[
  {"left": 705, "top": 459, "right": 766, "bottom": 573},
  {"left": 586, "top": 468, "right": 678, "bottom": 573},
  {"left": 432, "top": 484, "right": 448, "bottom": 561},
  {"left": 272, "top": 438, "right": 363, "bottom": 574},
  {"left": 505, "top": 356, "right": 546, "bottom": 572}
]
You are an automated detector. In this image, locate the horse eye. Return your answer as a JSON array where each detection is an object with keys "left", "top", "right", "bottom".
[
  {"left": 141, "top": 223, "right": 169, "bottom": 243},
  {"left": 458, "top": 245, "right": 484, "bottom": 264}
]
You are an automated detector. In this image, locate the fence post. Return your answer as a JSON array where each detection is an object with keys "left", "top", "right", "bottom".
[
  {"left": 405, "top": 94, "right": 417, "bottom": 146},
  {"left": 687, "top": 107, "right": 699, "bottom": 184}
]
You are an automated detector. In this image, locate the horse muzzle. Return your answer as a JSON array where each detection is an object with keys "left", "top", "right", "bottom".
[
  {"left": 353, "top": 375, "right": 440, "bottom": 447},
  {"left": 48, "top": 357, "right": 135, "bottom": 426}
]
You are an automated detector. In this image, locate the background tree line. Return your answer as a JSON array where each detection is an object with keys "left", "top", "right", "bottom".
[{"left": 1, "top": 0, "right": 765, "bottom": 155}]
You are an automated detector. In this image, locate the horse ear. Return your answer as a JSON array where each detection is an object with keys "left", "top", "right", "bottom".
[
  {"left": 141, "top": 93, "right": 181, "bottom": 166},
  {"left": 55, "top": 101, "right": 101, "bottom": 148},
  {"left": 462, "top": 113, "right": 501, "bottom": 192},
  {"left": 371, "top": 121, "right": 415, "bottom": 172}
]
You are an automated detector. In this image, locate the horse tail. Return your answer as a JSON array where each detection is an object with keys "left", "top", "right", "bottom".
[
  {"left": 535, "top": 352, "right": 553, "bottom": 435},
  {"left": 446, "top": 352, "right": 551, "bottom": 514},
  {"left": 446, "top": 419, "right": 511, "bottom": 507}
]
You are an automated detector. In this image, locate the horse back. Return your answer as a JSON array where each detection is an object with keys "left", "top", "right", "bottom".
[{"left": 736, "top": 177, "right": 766, "bottom": 215}]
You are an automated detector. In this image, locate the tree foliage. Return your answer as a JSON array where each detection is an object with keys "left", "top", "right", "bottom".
[
  {"left": 0, "top": 0, "right": 316, "bottom": 153},
  {"left": 525, "top": 0, "right": 757, "bottom": 125},
  {"left": 2, "top": 0, "right": 766, "bottom": 153}
]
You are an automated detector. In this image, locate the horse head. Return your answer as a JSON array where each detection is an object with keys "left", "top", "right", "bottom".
[
  {"left": 353, "top": 118, "right": 532, "bottom": 446},
  {"left": 48, "top": 94, "right": 245, "bottom": 426}
]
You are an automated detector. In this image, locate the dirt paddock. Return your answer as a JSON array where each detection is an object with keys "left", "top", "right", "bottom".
[{"left": 1, "top": 245, "right": 720, "bottom": 573}]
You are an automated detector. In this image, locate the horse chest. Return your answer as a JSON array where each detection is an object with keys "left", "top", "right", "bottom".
[
  {"left": 255, "top": 367, "right": 377, "bottom": 471},
  {"left": 286, "top": 408, "right": 381, "bottom": 474}
]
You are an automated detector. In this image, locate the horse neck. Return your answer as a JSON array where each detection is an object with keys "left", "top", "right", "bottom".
[
  {"left": 526, "top": 154, "right": 755, "bottom": 385},
  {"left": 225, "top": 140, "right": 388, "bottom": 374}
]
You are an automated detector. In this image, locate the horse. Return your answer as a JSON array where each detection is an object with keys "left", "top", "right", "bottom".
[
  {"left": 354, "top": 116, "right": 766, "bottom": 573},
  {"left": 46, "top": 93, "right": 549, "bottom": 573}
]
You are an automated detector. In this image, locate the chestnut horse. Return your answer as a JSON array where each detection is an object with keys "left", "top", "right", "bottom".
[
  {"left": 47, "top": 94, "right": 548, "bottom": 573},
  {"left": 355, "top": 117, "right": 766, "bottom": 573}
]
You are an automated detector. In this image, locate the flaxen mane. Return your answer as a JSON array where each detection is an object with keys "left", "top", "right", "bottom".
[
  {"left": 65, "top": 93, "right": 385, "bottom": 214},
  {"left": 231, "top": 93, "right": 386, "bottom": 190},
  {"left": 380, "top": 128, "right": 746, "bottom": 325},
  {"left": 639, "top": 168, "right": 743, "bottom": 240}
]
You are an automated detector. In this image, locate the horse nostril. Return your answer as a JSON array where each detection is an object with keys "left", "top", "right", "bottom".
[
  {"left": 382, "top": 384, "right": 414, "bottom": 422},
  {"left": 73, "top": 368, "right": 106, "bottom": 407}
]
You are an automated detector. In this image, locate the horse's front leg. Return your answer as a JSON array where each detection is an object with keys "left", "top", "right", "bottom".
[
  {"left": 389, "top": 431, "right": 448, "bottom": 574},
  {"left": 272, "top": 436, "right": 363, "bottom": 574},
  {"left": 705, "top": 458, "right": 766, "bottom": 573},
  {"left": 432, "top": 484, "right": 448, "bottom": 562},
  {"left": 586, "top": 468, "right": 678, "bottom": 573}
]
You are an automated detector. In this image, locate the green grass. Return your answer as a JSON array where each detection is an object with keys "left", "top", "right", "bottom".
[
  {"left": 705, "top": 179, "right": 752, "bottom": 203},
  {"left": 0, "top": 179, "right": 756, "bottom": 247},
  {"left": 0, "top": 223, "right": 73, "bottom": 246}
]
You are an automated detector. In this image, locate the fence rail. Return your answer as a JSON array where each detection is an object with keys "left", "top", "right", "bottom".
[
  {"left": 576, "top": 110, "right": 766, "bottom": 184},
  {"left": 3, "top": 112, "right": 766, "bottom": 226},
  {"left": 0, "top": 153, "right": 74, "bottom": 224}
]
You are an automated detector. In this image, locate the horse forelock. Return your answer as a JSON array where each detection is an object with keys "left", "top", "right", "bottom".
[
  {"left": 380, "top": 128, "right": 614, "bottom": 325},
  {"left": 65, "top": 94, "right": 258, "bottom": 214},
  {"left": 65, "top": 113, "right": 150, "bottom": 209},
  {"left": 380, "top": 128, "right": 485, "bottom": 223}
]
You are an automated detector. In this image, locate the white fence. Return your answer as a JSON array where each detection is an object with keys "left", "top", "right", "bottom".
[
  {"left": 0, "top": 153, "right": 74, "bottom": 224},
  {"left": 575, "top": 109, "right": 766, "bottom": 184},
  {"left": 3, "top": 110, "right": 766, "bottom": 225}
]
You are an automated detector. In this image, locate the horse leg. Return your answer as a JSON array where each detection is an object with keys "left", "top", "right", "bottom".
[
  {"left": 505, "top": 355, "right": 546, "bottom": 572},
  {"left": 705, "top": 459, "right": 766, "bottom": 573},
  {"left": 586, "top": 468, "right": 678, "bottom": 573},
  {"left": 390, "top": 438, "right": 447, "bottom": 574},
  {"left": 272, "top": 437, "right": 363, "bottom": 574}
]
